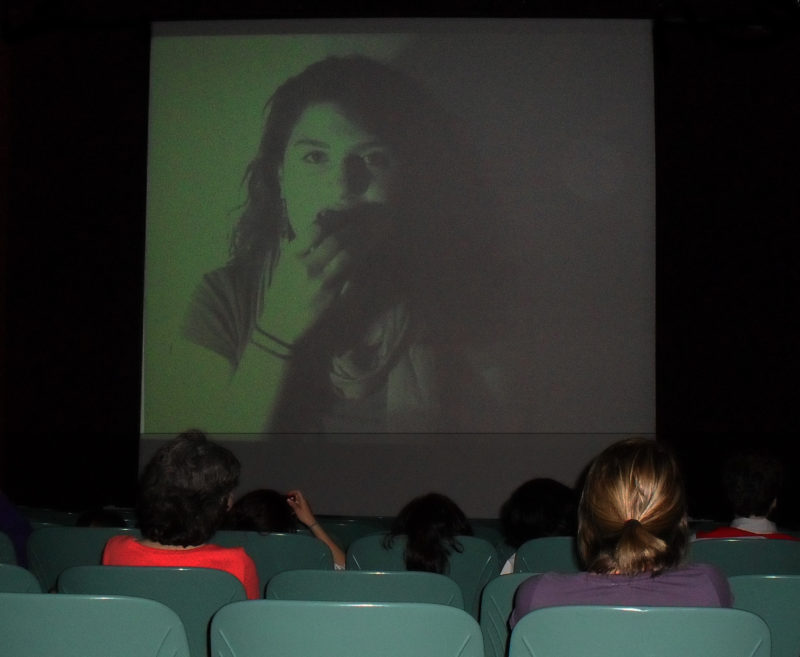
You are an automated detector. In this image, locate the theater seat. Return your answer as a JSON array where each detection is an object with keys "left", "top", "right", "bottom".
[
  {"left": 689, "top": 537, "right": 800, "bottom": 576},
  {"left": 26, "top": 525, "right": 142, "bottom": 592},
  {"left": 0, "top": 563, "right": 42, "bottom": 593},
  {"left": 210, "top": 600, "right": 484, "bottom": 657},
  {"left": 479, "top": 573, "right": 531, "bottom": 657},
  {"left": 211, "top": 530, "right": 334, "bottom": 588},
  {"left": 266, "top": 568, "right": 464, "bottom": 609},
  {"left": 58, "top": 565, "right": 246, "bottom": 657},
  {"left": 513, "top": 536, "right": 581, "bottom": 573},
  {"left": 730, "top": 574, "right": 800, "bottom": 657},
  {"left": 346, "top": 533, "right": 500, "bottom": 619},
  {"left": 0, "top": 592, "right": 190, "bottom": 657},
  {"left": 509, "top": 605, "right": 770, "bottom": 657}
]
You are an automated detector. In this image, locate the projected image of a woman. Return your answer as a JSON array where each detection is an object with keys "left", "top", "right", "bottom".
[{"left": 181, "top": 54, "right": 516, "bottom": 434}]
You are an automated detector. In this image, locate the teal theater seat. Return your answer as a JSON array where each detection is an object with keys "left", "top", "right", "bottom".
[
  {"left": 0, "top": 592, "right": 190, "bottom": 657},
  {"left": 0, "top": 563, "right": 42, "bottom": 592},
  {"left": 479, "top": 573, "right": 531, "bottom": 657},
  {"left": 346, "top": 533, "right": 500, "bottom": 619},
  {"left": 58, "top": 564, "right": 246, "bottom": 657},
  {"left": 513, "top": 536, "right": 581, "bottom": 573},
  {"left": 210, "top": 599, "right": 484, "bottom": 657},
  {"left": 689, "top": 537, "right": 800, "bottom": 576},
  {"left": 266, "top": 568, "right": 464, "bottom": 609},
  {"left": 26, "top": 525, "right": 141, "bottom": 591},
  {"left": 730, "top": 574, "right": 800, "bottom": 657},
  {"left": 509, "top": 605, "right": 770, "bottom": 657},
  {"left": 211, "top": 530, "right": 333, "bottom": 588}
]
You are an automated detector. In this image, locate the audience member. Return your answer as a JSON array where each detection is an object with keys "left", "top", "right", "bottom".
[
  {"left": 499, "top": 477, "right": 578, "bottom": 574},
  {"left": 384, "top": 492, "right": 473, "bottom": 574},
  {"left": 695, "top": 447, "right": 799, "bottom": 541},
  {"left": 0, "top": 489, "right": 32, "bottom": 567},
  {"left": 102, "top": 430, "right": 260, "bottom": 598},
  {"left": 224, "top": 488, "right": 346, "bottom": 568},
  {"left": 510, "top": 437, "right": 731, "bottom": 627}
]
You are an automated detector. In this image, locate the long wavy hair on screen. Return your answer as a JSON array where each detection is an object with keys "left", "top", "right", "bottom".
[
  {"left": 577, "top": 437, "right": 689, "bottom": 576},
  {"left": 385, "top": 492, "right": 473, "bottom": 574}
]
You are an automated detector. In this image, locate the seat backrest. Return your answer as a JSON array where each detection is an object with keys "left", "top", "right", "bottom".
[
  {"left": 26, "top": 525, "right": 142, "bottom": 591},
  {"left": 479, "top": 573, "right": 531, "bottom": 657},
  {"left": 266, "top": 568, "right": 464, "bottom": 609},
  {"left": 210, "top": 599, "right": 484, "bottom": 657},
  {"left": 0, "top": 530, "right": 17, "bottom": 564},
  {"left": 729, "top": 574, "right": 800, "bottom": 657},
  {"left": 0, "top": 591, "right": 190, "bottom": 657},
  {"left": 0, "top": 563, "right": 42, "bottom": 592},
  {"left": 346, "top": 533, "right": 500, "bottom": 618},
  {"left": 58, "top": 564, "right": 246, "bottom": 657},
  {"left": 471, "top": 522, "right": 504, "bottom": 548},
  {"left": 211, "top": 530, "right": 333, "bottom": 588},
  {"left": 316, "top": 517, "right": 391, "bottom": 551},
  {"left": 509, "top": 605, "right": 770, "bottom": 657},
  {"left": 513, "top": 536, "right": 581, "bottom": 573},
  {"left": 689, "top": 538, "right": 800, "bottom": 576}
]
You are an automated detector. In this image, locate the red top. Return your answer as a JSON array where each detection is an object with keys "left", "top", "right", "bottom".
[
  {"left": 695, "top": 527, "right": 800, "bottom": 541},
  {"left": 102, "top": 534, "right": 260, "bottom": 599}
]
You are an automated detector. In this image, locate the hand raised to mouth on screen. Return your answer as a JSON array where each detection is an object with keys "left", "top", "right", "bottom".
[{"left": 261, "top": 203, "right": 395, "bottom": 347}]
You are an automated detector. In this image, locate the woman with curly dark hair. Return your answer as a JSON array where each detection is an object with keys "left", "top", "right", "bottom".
[
  {"left": 510, "top": 437, "right": 732, "bottom": 627},
  {"left": 102, "top": 430, "right": 259, "bottom": 598},
  {"left": 384, "top": 492, "right": 473, "bottom": 574}
]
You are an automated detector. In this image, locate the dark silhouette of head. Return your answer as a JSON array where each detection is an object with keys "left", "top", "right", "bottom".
[
  {"left": 722, "top": 448, "right": 784, "bottom": 519},
  {"left": 224, "top": 488, "right": 298, "bottom": 533},
  {"left": 500, "top": 478, "right": 578, "bottom": 549},
  {"left": 386, "top": 492, "right": 473, "bottom": 574}
]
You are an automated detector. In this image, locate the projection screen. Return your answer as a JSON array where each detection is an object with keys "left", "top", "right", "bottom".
[{"left": 140, "top": 19, "right": 655, "bottom": 516}]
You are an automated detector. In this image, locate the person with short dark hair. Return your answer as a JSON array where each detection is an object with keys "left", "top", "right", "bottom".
[
  {"left": 102, "top": 430, "right": 259, "bottom": 598},
  {"left": 224, "top": 488, "right": 346, "bottom": 568},
  {"left": 384, "top": 492, "right": 473, "bottom": 574},
  {"left": 224, "top": 488, "right": 297, "bottom": 533},
  {"left": 499, "top": 477, "right": 578, "bottom": 574},
  {"left": 695, "top": 448, "right": 799, "bottom": 541},
  {"left": 510, "top": 437, "right": 731, "bottom": 627}
]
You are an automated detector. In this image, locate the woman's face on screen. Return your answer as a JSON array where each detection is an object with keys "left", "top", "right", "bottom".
[{"left": 278, "top": 102, "right": 401, "bottom": 247}]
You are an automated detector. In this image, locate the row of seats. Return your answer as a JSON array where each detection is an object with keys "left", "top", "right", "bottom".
[
  {"left": 0, "top": 591, "right": 779, "bottom": 657},
  {"left": 2, "top": 563, "right": 799, "bottom": 657},
  {"left": 7, "top": 526, "right": 800, "bottom": 593}
]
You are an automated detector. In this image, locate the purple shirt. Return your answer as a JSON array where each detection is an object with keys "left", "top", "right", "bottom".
[{"left": 510, "top": 562, "right": 732, "bottom": 628}]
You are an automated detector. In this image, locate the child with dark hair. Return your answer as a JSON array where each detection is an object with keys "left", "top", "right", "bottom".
[
  {"left": 224, "top": 489, "right": 297, "bottom": 533},
  {"left": 384, "top": 492, "right": 473, "bottom": 574},
  {"left": 102, "top": 430, "right": 260, "bottom": 598},
  {"left": 695, "top": 448, "right": 798, "bottom": 541},
  {"left": 499, "top": 477, "right": 578, "bottom": 574},
  {"left": 224, "top": 488, "right": 346, "bottom": 568}
]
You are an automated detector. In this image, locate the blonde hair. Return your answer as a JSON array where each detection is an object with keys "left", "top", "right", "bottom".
[{"left": 577, "top": 437, "right": 688, "bottom": 575}]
